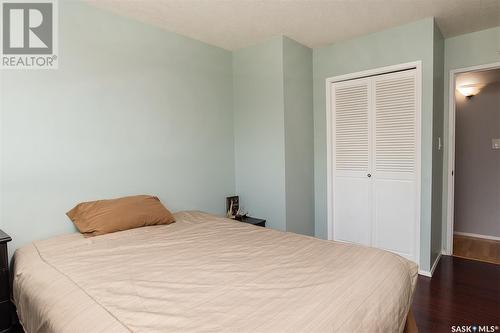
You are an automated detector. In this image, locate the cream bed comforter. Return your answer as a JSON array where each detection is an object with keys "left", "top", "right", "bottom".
[{"left": 13, "top": 211, "right": 418, "bottom": 333}]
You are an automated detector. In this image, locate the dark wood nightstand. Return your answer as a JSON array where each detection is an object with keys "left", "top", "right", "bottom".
[
  {"left": 235, "top": 216, "right": 266, "bottom": 227},
  {"left": 0, "top": 230, "right": 12, "bottom": 333}
]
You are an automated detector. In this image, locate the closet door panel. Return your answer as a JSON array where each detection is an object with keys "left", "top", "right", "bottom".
[
  {"left": 334, "top": 177, "right": 371, "bottom": 245},
  {"left": 332, "top": 78, "right": 372, "bottom": 246},
  {"left": 373, "top": 179, "right": 415, "bottom": 259},
  {"left": 373, "top": 70, "right": 417, "bottom": 262}
]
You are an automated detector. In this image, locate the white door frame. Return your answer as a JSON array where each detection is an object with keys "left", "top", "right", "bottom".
[
  {"left": 326, "top": 61, "right": 422, "bottom": 265},
  {"left": 444, "top": 61, "right": 500, "bottom": 255}
]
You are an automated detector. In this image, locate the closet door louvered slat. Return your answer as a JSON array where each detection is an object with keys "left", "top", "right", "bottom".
[
  {"left": 332, "top": 78, "right": 372, "bottom": 246},
  {"left": 372, "top": 70, "right": 417, "bottom": 261}
]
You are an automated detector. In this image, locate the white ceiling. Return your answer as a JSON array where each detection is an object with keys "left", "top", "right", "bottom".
[{"left": 87, "top": 0, "right": 500, "bottom": 51}]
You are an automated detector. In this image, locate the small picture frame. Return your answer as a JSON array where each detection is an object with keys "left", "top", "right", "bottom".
[{"left": 226, "top": 196, "right": 239, "bottom": 218}]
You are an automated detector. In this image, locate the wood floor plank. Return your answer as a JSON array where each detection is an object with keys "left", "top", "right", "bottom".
[
  {"left": 412, "top": 255, "right": 500, "bottom": 333},
  {"left": 453, "top": 235, "right": 500, "bottom": 265}
]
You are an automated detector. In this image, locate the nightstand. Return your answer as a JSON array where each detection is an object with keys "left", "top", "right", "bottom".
[
  {"left": 235, "top": 216, "right": 266, "bottom": 227},
  {"left": 0, "top": 230, "right": 12, "bottom": 332}
]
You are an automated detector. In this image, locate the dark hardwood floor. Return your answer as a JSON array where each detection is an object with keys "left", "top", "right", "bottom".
[{"left": 412, "top": 255, "right": 500, "bottom": 333}]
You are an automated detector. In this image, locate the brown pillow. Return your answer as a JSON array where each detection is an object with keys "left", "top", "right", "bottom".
[{"left": 66, "top": 195, "right": 175, "bottom": 236}]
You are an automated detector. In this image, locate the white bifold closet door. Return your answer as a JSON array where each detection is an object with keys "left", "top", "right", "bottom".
[
  {"left": 332, "top": 77, "right": 373, "bottom": 246},
  {"left": 332, "top": 69, "right": 418, "bottom": 262}
]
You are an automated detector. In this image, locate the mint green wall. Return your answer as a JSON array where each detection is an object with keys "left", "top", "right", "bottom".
[
  {"left": 313, "top": 18, "right": 436, "bottom": 271},
  {"left": 441, "top": 27, "right": 500, "bottom": 249},
  {"left": 283, "top": 37, "right": 314, "bottom": 236},
  {"left": 232, "top": 37, "right": 287, "bottom": 231},
  {"left": 232, "top": 36, "right": 314, "bottom": 234},
  {"left": 0, "top": 2, "right": 235, "bottom": 254},
  {"left": 431, "top": 22, "right": 445, "bottom": 266}
]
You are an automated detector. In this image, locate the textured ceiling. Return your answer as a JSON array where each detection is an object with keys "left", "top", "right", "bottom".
[{"left": 87, "top": 0, "right": 500, "bottom": 50}]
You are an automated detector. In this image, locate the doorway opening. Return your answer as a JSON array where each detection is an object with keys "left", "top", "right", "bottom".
[{"left": 447, "top": 64, "right": 500, "bottom": 265}]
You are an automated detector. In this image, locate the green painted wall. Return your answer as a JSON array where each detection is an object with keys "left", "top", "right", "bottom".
[
  {"left": 441, "top": 27, "right": 500, "bottom": 249},
  {"left": 431, "top": 22, "right": 445, "bottom": 266},
  {"left": 283, "top": 37, "right": 315, "bottom": 236},
  {"left": 313, "top": 18, "right": 437, "bottom": 271},
  {"left": 232, "top": 36, "right": 314, "bottom": 234},
  {"left": 232, "top": 37, "right": 287, "bottom": 231},
  {"left": 0, "top": 2, "right": 235, "bottom": 253}
]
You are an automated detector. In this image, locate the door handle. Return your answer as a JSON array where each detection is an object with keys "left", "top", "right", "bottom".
[{"left": 367, "top": 173, "right": 372, "bottom": 178}]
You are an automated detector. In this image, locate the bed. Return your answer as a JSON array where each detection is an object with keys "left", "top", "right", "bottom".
[{"left": 12, "top": 211, "right": 418, "bottom": 333}]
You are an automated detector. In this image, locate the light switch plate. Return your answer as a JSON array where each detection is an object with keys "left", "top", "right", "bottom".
[{"left": 492, "top": 138, "right": 500, "bottom": 150}]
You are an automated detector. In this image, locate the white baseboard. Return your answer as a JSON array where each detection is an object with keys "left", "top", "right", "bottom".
[
  {"left": 454, "top": 231, "right": 500, "bottom": 241},
  {"left": 418, "top": 269, "right": 431, "bottom": 277},
  {"left": 418, "top": 253, "right": 442, "bottom": 278},
  {"left": 430, "top": 253, "right": 442, "bottom": 275}
]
